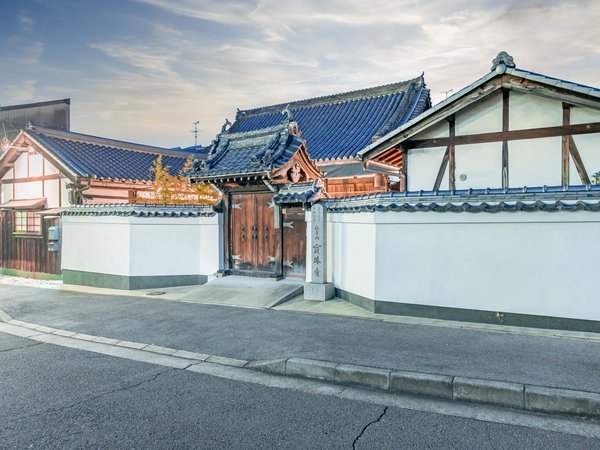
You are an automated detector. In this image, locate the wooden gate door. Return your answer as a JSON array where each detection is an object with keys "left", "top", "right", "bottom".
[
  {"left": 230, "top": 192, "right": 279, "bottom": 275},
  {"left": 282, "top": 207, "right": 306, "bottom": 278}
]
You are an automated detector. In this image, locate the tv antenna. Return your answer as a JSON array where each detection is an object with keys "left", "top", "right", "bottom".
[
  {"left": 442, "top": 89, "right": 454, "bottom": 99},
  {"left": 190, "top": 121, "right": 200, "bottom": 147}
]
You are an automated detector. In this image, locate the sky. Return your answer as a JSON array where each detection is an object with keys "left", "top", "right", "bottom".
[{"left": 1, "top": 0, "right": 599, "bottom": 148}]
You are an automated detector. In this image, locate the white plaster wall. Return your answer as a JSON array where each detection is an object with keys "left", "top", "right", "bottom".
[
  {"left": 1, "top": 167, "right": 13, "bottom": 181},
  {"left": 15, "top": 181, "right": 43, "bottom": 199},
  {"left": 60, "top": 179, "right": 70, "bottom": 206},
  {"left": 13, "top": 153, "right": 27, "bottom": 178},
  {"left": 455, "top": 92, "right": 502, "bottom": 135},
  {"left": 407, "top": 146, "right": 447, "bottom": 191},
  {"left": 455, "top": 142, "right": 502, "bottom": 189},
  {"left": 62, "top": 214, "right": 223, "bottom": 278},
  {"left": 329, "top": 211, "right": 600, "bottom": 321},
  {"left": 44, "top": 158, "right": 59, "bottom": 175},
  {"left": 412, "top": 121, "right": 449, "bottom": 140},
  {"left": 29, "top": 153, "right": 43, "bottom": 176},
  {"left": 45, "top": 179, "right": 61, "bottom": 208},
  {"left": 129, "top": 215, "right": 222, "bottom": 276},
  {"left": 571, "top": 105, "right": 600, "bottom": 125},
  {"left": 509, "top": 92, "right": 562, "bottom": 130},
  {"left": 329, "top": 213, "right": 377, "bottom": 300},
  {"left": 572, "top": 134, "right": 600, "bottom": 183},
  {"left": 61, "top": 216, "right": 131, "bottom": 276},
  {"left": 508, "top": 137, "right": 561, "bottom": 187},
  {"left": 1, "top": 183, "right": 13, "bottom": 204}
]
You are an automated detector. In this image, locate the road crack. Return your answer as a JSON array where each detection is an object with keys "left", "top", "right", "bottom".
[
  {"left": 0, "top": 342, "right": 43, "bottom": 354},
  {"left": 3, "top": 367, "right": 179, "bottom": 425},
  {"left": 352, "top": 406, "right": 388, "bottom": 449}
]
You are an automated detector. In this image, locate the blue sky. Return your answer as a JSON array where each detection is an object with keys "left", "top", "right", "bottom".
[{"left": 1, "top": 0, "right": 599, "bottom": 147}]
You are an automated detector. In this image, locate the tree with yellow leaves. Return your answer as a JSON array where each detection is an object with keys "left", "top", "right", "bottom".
[{"left": 136, "top": 155, "right": 220, "bottom": 205}]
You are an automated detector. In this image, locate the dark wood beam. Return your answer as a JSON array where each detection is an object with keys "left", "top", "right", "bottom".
[
  {"left": 433, "top": 146, "right": 450, "bottom": 191},
  {"left": 0, "top": 174, "right": 62, "bottom": 184},
  {"left": 568, "top": 135, "right": 591, "bottom": 185},
  {"left": 562, "top": 103, "right": 571, "bottom": 187},
  {"left": 502, "top": 90, "right": 509, "bottom": 189},
  {"left": 400, "top": 147, "right": 408, "bottom": 192},
  {"left": 448, "top": 117, "right": 456, "bottom": 190},
  {"left": 407, "top": 122, "right": 600, "bottom": 149}
]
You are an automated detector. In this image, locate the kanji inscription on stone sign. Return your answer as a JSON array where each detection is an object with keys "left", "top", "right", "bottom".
[{"left": 311, "top": 203, "right": 326, "bottom": 284}]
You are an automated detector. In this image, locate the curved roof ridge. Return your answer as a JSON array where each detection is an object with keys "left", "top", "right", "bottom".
[{"left": 237, "top": 76, "right": 424, "bottom": 118}]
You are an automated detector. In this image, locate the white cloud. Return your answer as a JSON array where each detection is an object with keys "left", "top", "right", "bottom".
[
  {"left": 3, "top": 80, "right": 38, "bottom": 104},
  {"left": 59, "top": 0, "right": 600, "bottom": 147}
]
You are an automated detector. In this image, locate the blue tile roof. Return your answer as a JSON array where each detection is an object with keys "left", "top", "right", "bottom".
[
  {"left": 187, "top": 122, "right": 304, "bottom": 180},
  {"left": 324, "top": 185, "right": 600, "bottom": 214},
  {"left": 228, "top": 76, "right": 430, "bottom": 161},
  {"left": 26, "top": 125, "right": 195, "bottom": 181}
]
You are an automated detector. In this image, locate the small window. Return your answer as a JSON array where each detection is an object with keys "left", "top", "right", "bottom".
[{"left": 14, "top": 211, "right": 42, "bottom": 235}]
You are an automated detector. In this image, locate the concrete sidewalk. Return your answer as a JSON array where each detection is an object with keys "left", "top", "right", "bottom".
[{"left": 0, "top": 284, "right": 599, "bottom": 399}]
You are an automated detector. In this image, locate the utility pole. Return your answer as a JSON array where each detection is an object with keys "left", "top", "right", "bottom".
[
  {"left": 190, "top": 121, "right": 200, "bottom": 147},
  {"left": 442, "top": 89, "right": 454, "bottom": 100}
]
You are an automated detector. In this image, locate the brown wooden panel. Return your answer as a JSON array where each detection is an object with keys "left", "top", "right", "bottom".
[
  {"left": 0, "top": 212, "right": 60, "bottom": 276},
  {"left": 254, "top": 193, "right": 277, "bottom": 273},
  {"left": 229, "top": 191, "right": 279, "bottom": 274},
  {"left": 229, "top": 193, "right": 254, "bottom": 270},
  {"left": 282, "top": 207, "right": 306, "bottom": 278}
]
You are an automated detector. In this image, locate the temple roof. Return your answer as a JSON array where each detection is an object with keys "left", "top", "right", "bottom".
[
  {"left": 20, "top": 125, "right": 195, "bottom": 181},
  {"left": 227, "top": 76, "right": 430, "bottom": 161},
  {"left": 187, "top": 121, "right": 304, "bottom": 181},
  {"left": 187, "top": 76, "right": 430, "bottom": 181}
]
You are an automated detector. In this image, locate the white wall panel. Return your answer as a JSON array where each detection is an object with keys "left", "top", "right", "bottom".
[
  {"left": 28, "top": 153, "right": 44, "bottom": 177},
  {"left": 329, "top": 211, "right": 600, "bottom": 321},
  {"left": 455, "top": 142, "right": 502, "bottom": 189},
  {"left": 1, "top": 184, "right": 13, "bottom": 203},
  {"left": 15, "top": 181, "right": 43, "bottom": 199},
  {"left": 455, "top": 92, "right": 502, "bottom": 135},
  {"left": 61, "top": 217, "right": 131, "bottom": 276},
  {"left": 508, "top": 137, "right": 561, "bottom": 187},
  {"left": 571, "top": 105, "right": 600, "bottom": 125},
  {"left": 1, "top": 168, "right": 13, "bottom": 181},
  {"left": 60, "top": 179, "right": 70, "bottom": 206},
  {"left": 571, "top": 134, "right": 600, "bottom": 184},
  {"left": 509, "top": 92, "right": 562, "bottom": 130},
  {"left": 330, "top": 214, "right": 376, "bottom": 299},
  {"left": 13, "top": 153, "right": 27, "bottom": 178},
  {"left": 407, "top": 146, "right": 447, "bottom": 191},
  {"left": 412, "top": 120, "right": 449, "bottom": 140},
  {"left": 45, "top": 179, "right": 61, "bottom": 208},
  {"left": 44, "top": 158, "right": 60, "bottom": 175},
  {"left": 61, "top": 214, "right": 223, "bottom": 278}
]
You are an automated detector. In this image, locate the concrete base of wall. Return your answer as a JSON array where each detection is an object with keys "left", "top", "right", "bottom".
[
  {"left": 62, "top": 269, "right": 208, "bottom": 290},
  {"left": 304, "top": 282, "right": 335, "bottom": 301},
  {"left": 335, "top": 288, "right": 600, "bottom": 333}
]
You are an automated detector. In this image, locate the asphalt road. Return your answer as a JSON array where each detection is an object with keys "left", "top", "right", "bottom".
[
  {"left": 0, "top": 284, "right": 599, "bottom": 393},
  {"left": 1, "top": 332, "right": 598, "bottom": 449}
]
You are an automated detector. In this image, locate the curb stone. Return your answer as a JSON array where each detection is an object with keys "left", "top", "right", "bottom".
[
  {"left": 0, "top": 309, "right": 599, "bottom": 418},
  {"left": 525, "top": 385, "right": 600, "bottom": 416},
  {"left": 390, "top": 370, "right": 453, "bottom": 399},
  {"left": 453, "top": 377, "right": 524, "bottom": 408}
]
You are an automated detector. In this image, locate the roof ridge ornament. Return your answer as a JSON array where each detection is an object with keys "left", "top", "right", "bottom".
[
  {"left": 491, "top": 51, "right": 516, "bottom": 74},
  {"left": 220, "top": 118, "right": 232, "bottom": 133},
  {"left": 282, "top": 104, "right": 294, "bottom": 123}
]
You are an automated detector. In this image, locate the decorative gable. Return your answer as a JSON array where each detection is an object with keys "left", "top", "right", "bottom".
[{"left": 270, "top": 142, "right": 323, "bottom": 185}]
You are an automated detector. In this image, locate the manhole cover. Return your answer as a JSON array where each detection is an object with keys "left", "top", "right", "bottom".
[{"left": 146, "top": 291, "right": 166, "bottom": 296}]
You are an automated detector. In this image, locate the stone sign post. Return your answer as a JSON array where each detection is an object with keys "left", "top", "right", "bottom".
[{"left": 304, "top": 202, "right": 334, "bottom": 301}]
